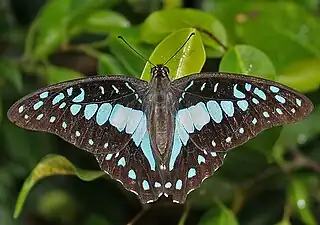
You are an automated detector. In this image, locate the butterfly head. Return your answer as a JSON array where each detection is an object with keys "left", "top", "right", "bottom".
[{"left": 151, "top": 65, "right": 170, "bottom": 78}]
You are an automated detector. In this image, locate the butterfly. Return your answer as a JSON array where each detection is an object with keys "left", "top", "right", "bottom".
[{"left": 7, "top": 35, "right": 313, "bottom": 204}]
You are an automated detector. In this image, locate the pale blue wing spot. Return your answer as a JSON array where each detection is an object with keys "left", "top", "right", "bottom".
[
  {"left": 233, "top": 84, "right": 245, "bottom": 99},
  {"left": 270, "top": 86, "right": 279, "bottom": 93},
  {"left": 72, "top": 88, "right": 85, "bottom": 103},
  {"left": 96, "top": 103, "right": 112, "bottom": 126},
  {"left": 175, "top": 179, "right": 182, "bottom": 190},
  {"left": 245, "top": 83, "right": 252, "bottom": 91},
  {"left": 105, "top": 153, "right": 113, "bottom": 160},
  {"left": 237, "top": 100, "right": 249, "bottom": 111},
  {"left": 59, "top": 102, "right": 66, "bottom": 109},
  {"left": 220, "top": 101, "right": 234, "bottom": 117},
  {"left": 88, "top": 139, "right": 94, "bottom": 145},
  {"left": 252, "top": 98, "right": 259, "bottom": 104},
  {"left": 75, "top": 131, "right": 80, "bottom": 137},
  {"left": 276, "top": 108, "right": 283, "bottom": 114},
  {"left": 169, "top": 131, "right": 182, "bottom": 171},
  {"left": 52, "top": 93, "right": 65, "bottom": 105},
  {"left": 187, "top": 168, "right": 196, "bottom": 178},
  {"left": 275, "top": 95, "right": 286, "bottom": 103},
  {"left": 132, "top": 114, "right": 147, "bottom": 146},
  {"left": 252, "top": 118, "right": 257, "bottom": 125},
  {"left": 62, "top": 122, "right": 67, "bottom": 129},
  {"left": 140, "top": 132, "right": 156, "bottom": 171},
  {"left": 226, "top": 137, "right": 231, "bottom": 143},
  {"left": 155, "top": 182, "right": 161, "bottom": 188},
  {"left": 50, "top": 116, "right": 56, "bottom": 123},
  {"left": 253, "top": 88, "right": 266, "bottom": 100},
  {"left": 142, "top": 180, "right": 150, "bottom": 190},
  {"left": 207, "top": 100, "right": 223, "bottom": 123},
  {"left": 296, "top": 98, "right": 302, "bottom": 106},
  {"left": 175, "top": 119, "right": 189, "bottom": 146},
  {"left": 67, "top": 87, "right": 73, "bottom": 96},
  {"left": 197, "top": 155, "right": 205, "bottom": 164},
  {"left": 70, "top": 104, "right": 82, "bottom": 116},
  {"left": 128, "top": 169, "right": 136, "bottom": 179},
  {"left": 211, "top": 152, "right": 217, "bottom": 157},
  {"left": 36, "top": 114, "right": 44, "bottom": 120},
  {"left": 177, "top": 109, "right": 194, "bottom": 133},
  {"left": 33, "top": 101, "right": 43, "bottom": 110},
  {"left": 125, "top": 109, "right": 143, "bottom": 134},
  {"left": 263, "top": 112, "right": 270, "bottom": 118},
  {"left": 188, "top": 102, "right": 210, "bottom": 130},
  {"left": 40, "top": 91, "right": 49, "bottom": 99},
  {"left": 84, "top": 104, "right": 99, "bottom": 120},
  {"left": 117, "top": 157, "right": 126, "bottom": 167},
  {"left": 18, "top": 105, "right": 24, "bottom": 113},
  {"left": 109, "top": 104, "right": 130, "bottom": 132},
  {"left": 165, "top": 182, "right": 172, "bottom": 188},
  {"left": 239, "top": 127, "right": 244, "bottom": 134}
]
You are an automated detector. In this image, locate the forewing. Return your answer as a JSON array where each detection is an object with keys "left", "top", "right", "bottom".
[
  {"left": 7, "top": 75, "right": 163, "bottom": 203},
  {"left": 163, "top": 72, "right": 313, "bottom": 203}
]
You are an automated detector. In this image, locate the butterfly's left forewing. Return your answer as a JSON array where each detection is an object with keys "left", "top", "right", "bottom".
[
  {"left": 164, "top": 72, "right": 313, "bottom": 203},
  {"left": 8, "top": 76, "right": 163, "bottom": 203}
]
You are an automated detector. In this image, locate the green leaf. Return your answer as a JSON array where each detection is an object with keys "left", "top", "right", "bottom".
[
  {"left": 198, "top": 203, "right": 239, "bottom": 225},
  {"left": 141, "top": 28, "right": 205, "bottom": 81},
  {"left": 219, "top": 45, "right": 276, "bottom": 80},
  {"left": 235, "top": 2, "right": 320, "bottom": 71},
  {"left": 0, "top": 97, "right": 2, "bottom": 123},
  {"left": 0, "top": 58, "right": 23, "bottom": 92},
  {"left": 13, "top": 154, "right": 105, "bottom": 218},
  {"left": 141, "top": 8, "right": 227, "bottom": 53},
  {"left": 163, "top": 0, "right": 182, "bottom": 9},
  {"left": 46, "top": 65, "right": 84, "bottom": 84},
  {"left": 98, "top": 53, "right": 130, "bottom": 75},
  {"left": 76, "top": 10, "right": 130, "bottom": 34},
  {"left": 288, "top": 178, "right": 317, "bottom": 225},
  {"left": 277, "top": 59, "right": 320, "bottom": 93},
  {"left": 274, "top": 220, "right": 291, "bottom": 225}
]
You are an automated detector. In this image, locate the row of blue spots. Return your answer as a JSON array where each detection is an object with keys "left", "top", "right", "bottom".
[
  {"left": 96, "top": 103, "right": 112, "bottom": 125},
  {"left": 72, "top": 88, "right": 85, "bottom": 103},
  {"left": 165, "top": 182, "right": 172, "bottom": 188},
  {"left": 237, "top": 100, "right": 249, "bottom": 111},
  {"left": 117, "top": 157, "right": 126, "bottom": 167},
  {"left": 128, "top": 169, "right": 136, "bottom": 179},
  {"left": 85, "top": 104, "right": 99, "bottom": 120},
  {"left": 40, "top": 91, "right": 49, "bottom": 99},
  {"left": 198, "top": 155, "right": 205, "bottom": 164},
  {"left": 245, "top": 83, "right": 252, "bottom": 91},
  {"left": 296, "top": 98, "right": 301, "bottom": 106},
  {"left": 53, "top": 93, "right": 65, "bottom": 105},
  {"left": 253, "top": 88, "right": 266, "bottom": 100},
  {"left": 220, "top": 101, "right": 234, "bottom": 117},
  {"left": 275, "top": 95, "right": 285, "bottom": 103},
  {"left": 233, "top": 84, "right": 245, "bottom": 99},
  {"left": 33, "top": 101, "right": 43, "bottom": 110},
  {"left": 67, "top": 87, "right": 73, "bottom": 96},
  {"left": 270, "top": 86, "right": 279, "bottom": 93},
  {"left": 175, "top": 179, "right": 182, "bottom": 190},
  {"left": 188, "top": 102, "right": 210, "bottom": 130},
  {"left": 188, "top": 168, "right": 196, "bottom": 178},
  {"left": 18, "top": 105, "right": 24, "bottom": 113},
  {"left": 142, "top": 180, "right": 150, "bottom": 190}
]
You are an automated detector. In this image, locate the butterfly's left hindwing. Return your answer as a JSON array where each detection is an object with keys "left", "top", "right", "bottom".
[
  {"left": 164, "top": 72, "right": 313, "bottom": 203},
  {"left": 8, "top": 76, "right": 163, "bottom": 203}
]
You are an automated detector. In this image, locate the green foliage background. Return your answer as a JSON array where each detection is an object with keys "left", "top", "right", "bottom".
[{"left": 0, "top": 0, "right": 319, "bottom": 225}]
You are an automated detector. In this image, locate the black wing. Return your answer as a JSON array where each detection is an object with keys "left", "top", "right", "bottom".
[
  {"left": 163, "top": 72, "right": 313, "bottom": 203},
  {"left": 7, "top": 75, "right": 163, "bottom": 203}
]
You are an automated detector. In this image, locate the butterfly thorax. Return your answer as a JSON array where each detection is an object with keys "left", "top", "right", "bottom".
[{"left": 144, "top": 65, "right": 177, "bottom": 160}]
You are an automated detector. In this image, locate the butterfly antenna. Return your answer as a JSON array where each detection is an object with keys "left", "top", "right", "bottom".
[
  {"left": 163, "top": 32, "right": 195, "bottom": 66},
  {"left": 118, "top": 36, "right": 156, "bottom": 67}
]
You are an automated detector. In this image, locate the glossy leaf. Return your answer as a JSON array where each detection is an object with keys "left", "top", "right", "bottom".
[
  {"left": 288, "top": 178, "right": 317, "bottom": 225},
  {"left": 219, "top": 45, "right": 276, "bottom": 80},
  {"left": 14, "top": 154, "right": 105, "bottom": 218},
  {"left": 277, "top": 59, "right": 320, "bottom": 93},
  {"left": 141, "top": 28, "right": 205, "bottom": 81},
  {"left": 74, "top": 10, "right": 130, "bottom": 34},
  {"left": 198, "top": 203, "right": 239, "bottom": 225},
  {"left": 0, "top": 58, "right": 23, "bottom": 92},
  {"left": 141, "top": 8, "right": 227, "bottom": 53},
  {"left": 235, "top": 2, "right": 320, "bottom": 71},
  {"left": 46, "top": 65, "right": 84, "bottom": 84}
]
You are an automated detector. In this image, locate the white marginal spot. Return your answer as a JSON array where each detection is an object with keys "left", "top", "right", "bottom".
[
  {"left": 24, "top": 115, "right": 29, "bottom": 119},
  {"left": 160, "top": 164, "right": 166, "bottom": 170},
  {"left": 18, "top": 105, "right": 24, "bottom": 113},
  {"left": 212, "top": 140, "right": 216, "bottom": 147},
  {"left": 252, "top": 118, "right": 257, "bottom": 125},
  {"left": 276, "top": 108, "right": 283, "bottom": 115},
  {"left": 185, "top": 81, "right": 194, "bottom": 91},
  {"left": 226, "top": 137, "right": 231, "bottom": 143},
  {"left": 105, "top": 154, "right": 113, "bottom": 160},
  {"left": 76, "top": 131, "right": 80, "bottom": 137},
  {"left": 263, "top": 111, "right": 270, "bottom": 118},
  {"left": 99, "top": 86, "right": 105, "bottom": 94},
  {"left": 211, "top": 152, "right": 217, "bottom": 157},
  {"left": 50, "top": 116, "right": 56, "bottom": 123},
  {"left": 200, "top": 82, "right": 206, "bottom": 91},
  {"left": 125, "top": 82, "right": 135, "bottom": 92},
  {"left": 112, "top": 85, "right": 119, "bottom": 93},
  {"left": 239, "top": 127, "right": 244, "bottom": 134},
  {"left": 291, "top": 108, "right": 296, "bottom": 113},
  {"left": 165, "top": 182, "right": 172, "bottom": 189},
  {"left": 36, "top": 114, "right": 44, "bottom": 120},
  {"left": 296, "top": 98, "right": 302, "bottom": 106},
  {"left": 104, "top": 143, "right": 109, "bottom": 148},
  {"left": 213, "top": 83, "right": 219, "bottom": 92},
  {"left": 88, "top": 139, "right": 94, "bottom": 145},
  {"left": 59, "top": 102, "right": 66, "bottom": 109},
  {"left": 155, "top": 182, "right": 161, "bottom": 188},
  {"left": 252, "top": 98, "right": 259, "bottom": 104},
  {"left": 62, "top": 121, "right": 67, "bottom": 129}
]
